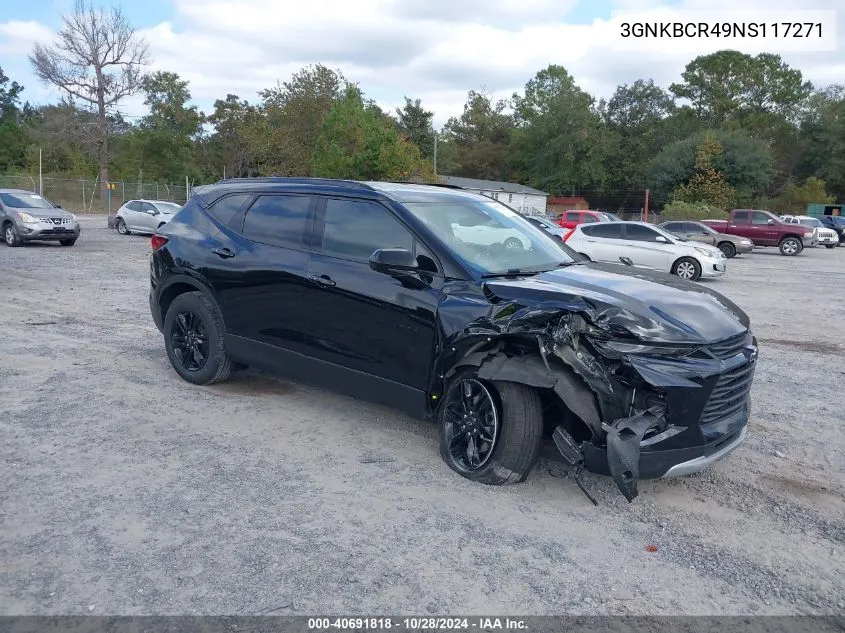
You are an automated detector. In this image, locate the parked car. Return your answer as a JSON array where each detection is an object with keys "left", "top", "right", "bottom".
[
  {"left": 565, "top": 221, "right": 726, "bottom": 281},
  {"left": 817, "top": 215, "right": 845, "bottom": 245},
  {"left": 115, "top": 199, "right": 183, "bottom": 236},
  {"left": 557, "top": 210, "right": 615, "bottom": 230},
  {"left": 149, "top": 178, "right": 757, "bottom": 502},
  {"left": 451, "top": 214, "right": 531, "bottom": 250},
  {"left": 702, "top": 209, "right": 815, "bottom": 256},
  {"left": 524, "top": 215, "right": 569, "bottom": 241},
  {"left": 658, "top": 220, "right": 753, "bottom": 258},
  {"left": 780, "top": 215, "right": 839, "bottom": 248},
  {"left": 0, "top": 188, "right": 81, "bottom": 247}
]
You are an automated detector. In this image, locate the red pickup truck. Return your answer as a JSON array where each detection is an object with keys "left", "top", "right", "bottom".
[{"left": 702, "top": 209, "right": 814, "bottom": 256}]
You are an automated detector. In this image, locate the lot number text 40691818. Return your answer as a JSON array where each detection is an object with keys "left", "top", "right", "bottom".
[{"left": 307, "top": 617, "right": 528, "bottom": 630}]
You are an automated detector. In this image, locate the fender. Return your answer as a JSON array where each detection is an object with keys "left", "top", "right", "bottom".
[{"left": 152, "top": 273, "right": 219, "bottom": 331}]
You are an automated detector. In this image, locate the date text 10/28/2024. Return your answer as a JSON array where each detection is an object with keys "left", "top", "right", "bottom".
[{"left": 308, "top": 617, "right": 527, "bottom": 630}]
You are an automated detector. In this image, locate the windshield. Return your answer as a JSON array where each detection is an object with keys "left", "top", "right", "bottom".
[
  {"left": 0, "top": 192, "right": 55, "bottom": 209},
  {"left": 799, "top": 218, "right": 822, "bottom": 227},
  {"left": 154, "top": 202, "right": 183, "bottom": 214},
  {"left": 695, "top": 223, "right": 717, "bottom": 235},
  {"left": 402, "top": 198, "right": 578, "bottom": 275}
]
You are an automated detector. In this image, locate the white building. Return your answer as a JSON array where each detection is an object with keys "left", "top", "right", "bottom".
[{"left": 440, "top": 176, "right": 548, "bottom": 216}]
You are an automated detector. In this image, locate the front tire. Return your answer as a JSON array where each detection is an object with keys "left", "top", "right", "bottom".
[
  {"left": 438, "top": 371, "right": 543, "bottom": 486},
  {"left": 116, "top": 218, "right": 130, "bottom": 235},
  {"left": 60, "top": 239, "right": 76, "bottom": 247},
  {"left": 825, "top": 244, "right": 835, "bottom": 249},
  {"left": 718, "top": 242, "right": 736, "bottom": 258},
  {"left": 779, "top": 237, "right": 801, "bottom": 256},
  {"left": 4, "top": 223, "right": 21, "bottom": 247},
  {"left": 163, "top": 291, "right": 233, "bottom": 385},
  {"left": 672, "top": 257, "right": 701, "bottom": 281}
]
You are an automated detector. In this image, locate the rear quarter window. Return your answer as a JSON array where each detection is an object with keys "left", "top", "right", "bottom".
[{"left": 206, "top": 194, "right": 250, "bottom": 226}]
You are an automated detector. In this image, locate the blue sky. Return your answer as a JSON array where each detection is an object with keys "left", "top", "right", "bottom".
[{"left": 1, "top": 0, "right": 841, "bottom": 127}]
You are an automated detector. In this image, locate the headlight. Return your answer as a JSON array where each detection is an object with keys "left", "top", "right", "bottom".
[
  {"left": 741, "top": 240, "right": 752, "bottom": 244},
  {"left": 18, "top": 212, "right": 37, "bottom": 223},
  {"left": 694, "top": 246, "right": 715, "bottom": 257},
  {"left": 592, "top": 339, "right": 695, "bottom": 358},
  {"left": 804, "top": 231, "right": 814, "bottom": 237}
]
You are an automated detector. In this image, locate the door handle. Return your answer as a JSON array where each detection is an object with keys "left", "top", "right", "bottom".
[
  {"left": 310, "top": 274, "right": 336, "bottom": 287},
  {"left": 211, "top": 247, "right": 235, "bottom": 258}
]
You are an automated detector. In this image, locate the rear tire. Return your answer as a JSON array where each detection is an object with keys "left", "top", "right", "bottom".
[
  {"left": 438, "top": 370, "right": 543, "bottom": 486},
  {"left": 672, "top": 257, "right": 701, "bottom": 281},
  {"left": 779, "top": 237, "right": 802, "bottom": 256},
  {"left": 825, "top": 244, "right": 835, "bottom": 249},
  {"left": 116, "top": 218, "right": 130, "bottom": 235},
  {"left": 60, "top": 239, "right": 76, "bottom": 247},
  {"left": 718, "top": 242, "right": 736, "bottom": 258},
  {"left": 163, "top": 291, "right": 233, "bottom": 385},
  {"left": 503, "top": 237, "right": 523, "bottom": 250}
]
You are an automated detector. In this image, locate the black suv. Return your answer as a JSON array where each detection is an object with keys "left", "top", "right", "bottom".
[{"left": 149, "top": 178, "right": 758, "bottom": 501}]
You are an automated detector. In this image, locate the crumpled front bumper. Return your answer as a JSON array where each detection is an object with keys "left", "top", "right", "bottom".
[{"left": 557, "top": 334, "right": 757, "bottom": 501}]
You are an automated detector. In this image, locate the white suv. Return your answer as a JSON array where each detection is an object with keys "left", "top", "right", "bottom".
[{"left": 565, "top": 221, "right": 726, "bottom": 281}]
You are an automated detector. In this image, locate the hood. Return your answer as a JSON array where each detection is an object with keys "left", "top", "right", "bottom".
[
  {"left": 483, "top": 262, "right": 749, "bottom": 344},
  {"left": 9, "top": 206, "right": 73, "bottom": 219}
]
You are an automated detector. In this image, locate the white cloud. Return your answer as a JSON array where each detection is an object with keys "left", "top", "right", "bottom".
[{"left": 2, "top": 0, "right": 843, "bottom": 127}]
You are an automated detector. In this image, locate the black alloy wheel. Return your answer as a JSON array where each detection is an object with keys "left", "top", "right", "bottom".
[
  {"left": 170, "top": 311, "right": 210, "bottom": 372},
  {"left": 441, "top": 378, "right": 500, "bottom": 472}
]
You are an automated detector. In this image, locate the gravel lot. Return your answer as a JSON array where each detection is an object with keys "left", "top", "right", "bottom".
[{"left": 1, "top": 215, "right": 843, "bottom": 616}]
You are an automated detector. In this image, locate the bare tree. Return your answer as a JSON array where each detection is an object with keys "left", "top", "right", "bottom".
[{"left": 29, "top": 0, "right": 150, "bottom": 197}]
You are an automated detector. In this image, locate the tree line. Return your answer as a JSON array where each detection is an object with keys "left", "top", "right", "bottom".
[{"left": 0, "top": 0, "right": 842, "bottom": 215}]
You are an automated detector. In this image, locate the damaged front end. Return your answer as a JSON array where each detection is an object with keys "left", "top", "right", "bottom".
[{"left": 436, "top": 279, "right": 757, "bottom": 503}]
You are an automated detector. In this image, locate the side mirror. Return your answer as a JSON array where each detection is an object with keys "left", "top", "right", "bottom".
[
  {"left": 768, "top": 219, "right": 775, "bottom": 225},
  {"left": 369, "top": 248, "right": 418, "bottom": 274},
  {"left": 655, "top": 235, "right": 669, "bottom": 243},
  {"left": 619, "top": 256, "right": 633, "bottom": 266}
]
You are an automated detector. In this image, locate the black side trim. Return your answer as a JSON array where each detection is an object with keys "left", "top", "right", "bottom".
[{"left": 225, "top": 334, "right": 429, "bottom": 420}]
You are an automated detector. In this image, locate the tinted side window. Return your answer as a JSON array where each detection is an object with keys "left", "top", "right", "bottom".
[
  {"left": 733, "top": 211, "right": 749, "bottom": 223},
  {"left": 207, "top": 194, "right": 250, "bottom": 226},
  {"left": 626, "top": 224, "right": 661, "bottom": 242},
  {"left": 321, "top": 199, "right": 413, "bottom": 261},
  {"left": 584, "top": 224, "right": 624, "bottom": 239},
  {"left": 751, "top": 212, "right": 771, "bottom": 225},
  {"left": 565, "top": 211, "right": 579, "bottom": 221},
  {"left": 662, "top": 222, "right": 682, "bottom": 232},
  {"left": 242, "top": 195, "right": 313, "bottom": 249},
  {"left": 689, "top": 222, "right": 707, "bottom": 233},
  {"left": 127, "top": 201, "right": 141, "bottom": 211}
]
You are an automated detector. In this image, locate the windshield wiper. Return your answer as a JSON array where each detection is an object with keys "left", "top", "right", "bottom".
[{"left": 481, "top": 268, "right": 541, "bottom": 279}]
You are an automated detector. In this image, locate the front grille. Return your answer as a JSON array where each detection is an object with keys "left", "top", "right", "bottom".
[
  {"left": 699, "top": 360, "right": 755, "bottom": 425},
  {"left": 46, "top": 217, "right": 71, "bottom": 225},
  {"left": 704, "top": 331, "right": 750, "bottom": 360}
]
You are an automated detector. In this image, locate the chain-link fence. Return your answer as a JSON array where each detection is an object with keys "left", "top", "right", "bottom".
[{"left": 0, "top": 174, "right": 191, "bottom": 214}]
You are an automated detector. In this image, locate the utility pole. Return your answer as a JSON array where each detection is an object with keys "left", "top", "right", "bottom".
[
  {"left": 644, "top": 189, "right": 650, "bottom": 222},
  {"left": 433, "top": 131, "right": 438, "bottom": 175},
  {"left": 39, "top": 148, "right": 43, "bottom": 195}
]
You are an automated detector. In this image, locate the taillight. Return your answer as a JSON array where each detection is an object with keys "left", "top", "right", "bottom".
[{"left": 151, "top": 234, "right": 169, "bottom": 250}]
